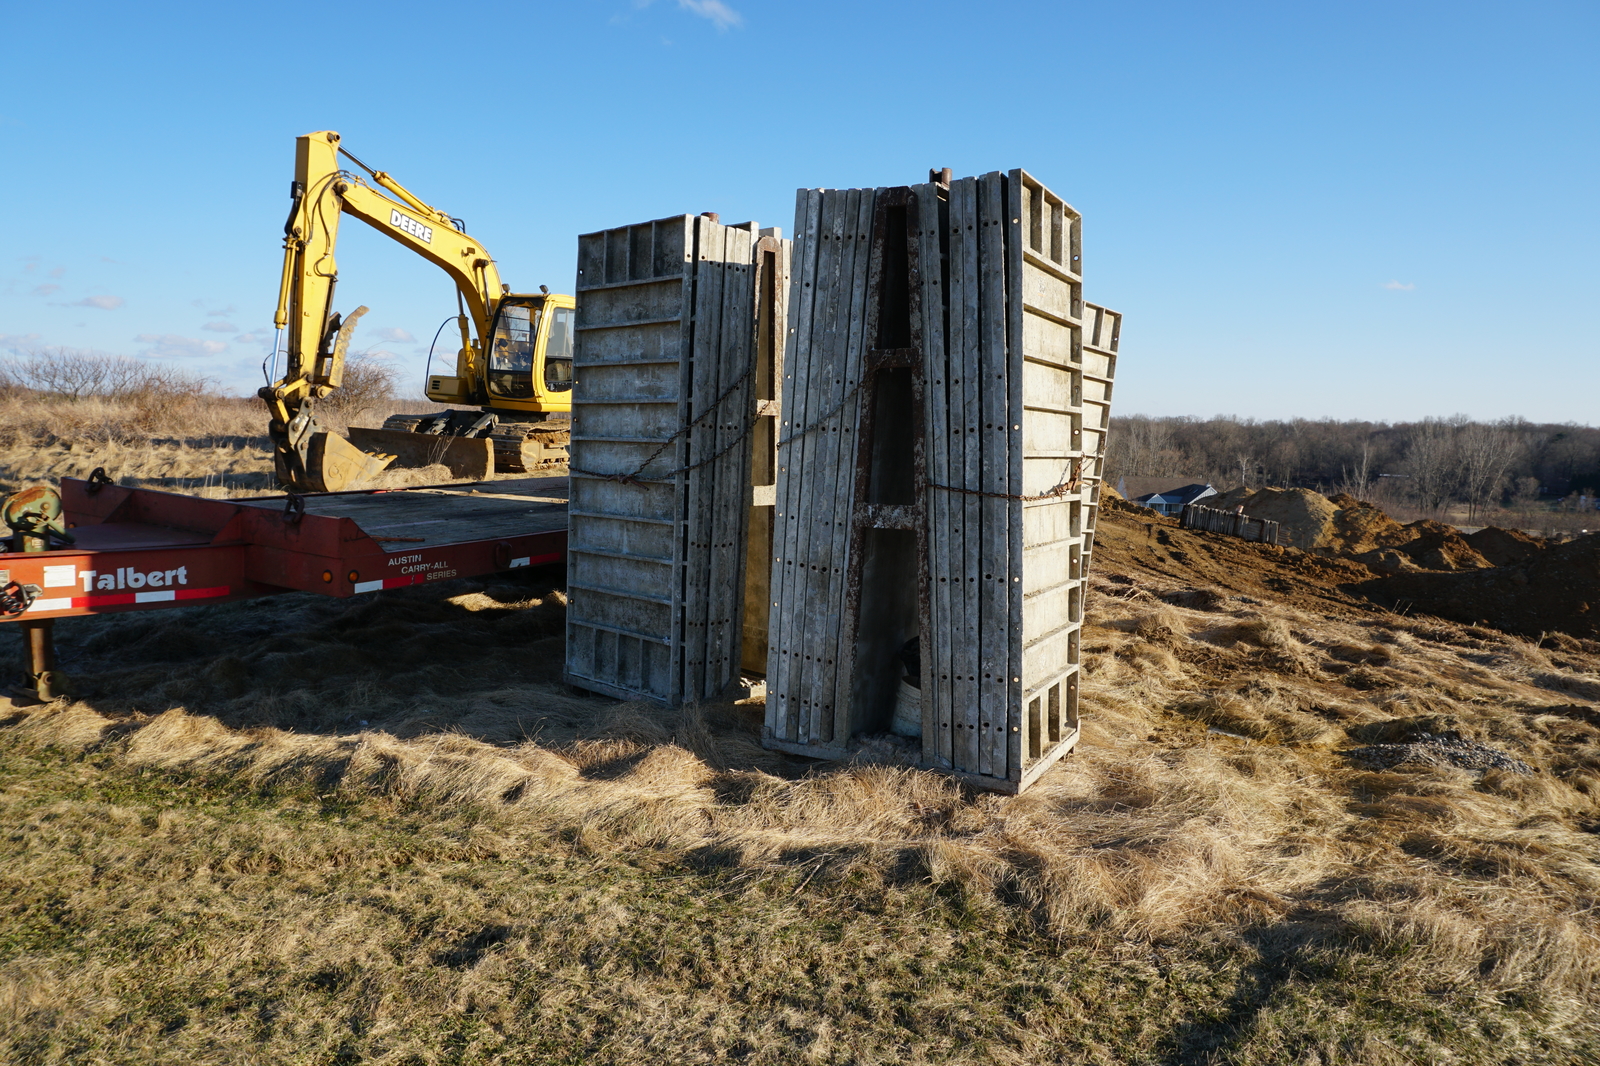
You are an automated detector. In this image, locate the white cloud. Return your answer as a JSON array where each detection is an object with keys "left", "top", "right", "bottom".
[
  {"left": 677, "top": 0, "right": 741, "bottom": 29},
  {"left": 202, "top": 320, "right": 240, "bottom": 332},
  {"left": 371, "top": 326, "right": 415, "bottom": 343},
  {"left": 206, "top": 305, "right": 237, "bottom": 317},
  {"left": 31, "top": 283, "right": 61, "bottom": 297},
  {"left": 134, "top": 333, "right": 228, "bottom": 358},
  {"left": 47, "top": 266, "right": 64, "bottom": 279},
  {"left": 0, "top": 332, "right": 43, "bottom": 350},
  {"left": 1382, "top": 280, "right": 1416, "bottom": 291},
  {"left": 73, "top": 294, "right": 125, "bottom": 310}
]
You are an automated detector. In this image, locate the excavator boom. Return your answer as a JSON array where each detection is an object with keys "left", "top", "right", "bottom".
[{"left": 263, "top": 130, "right": 570, "bottom": 492}]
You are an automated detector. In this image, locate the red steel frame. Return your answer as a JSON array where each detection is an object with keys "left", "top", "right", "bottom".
[{"left": 0, "top": 478, "right": 567, "bottom": 623}]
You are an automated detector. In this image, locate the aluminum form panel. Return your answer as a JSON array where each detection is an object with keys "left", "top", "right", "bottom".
[
  {"left": 565, "top": 214, "right": 765, "bottom": 706},
  {"left": 763, "top": 171, "right": 1121, "bottom": 795},
  {"left": 766, "top": 189, "right": 876, "bottom": 747}
]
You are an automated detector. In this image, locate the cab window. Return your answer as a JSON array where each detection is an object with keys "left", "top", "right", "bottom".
[
  {"left": 544, "top": 306, "right": 574, "bottom": 392},
  {"left": 488, "top": 301, "right": 540, "bottom": 399}
]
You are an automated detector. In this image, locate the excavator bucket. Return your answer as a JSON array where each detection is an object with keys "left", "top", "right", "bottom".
[
  {"left": 303, "top": 430, "right": 396, "bottom": 493},
  {"left": 345, "top": 426, "right": 493, "bottom": 481}
]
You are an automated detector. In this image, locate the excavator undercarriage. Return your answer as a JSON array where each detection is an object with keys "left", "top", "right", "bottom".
[{"left": 379, "top": 412, "right": 571, "bottom": 474}]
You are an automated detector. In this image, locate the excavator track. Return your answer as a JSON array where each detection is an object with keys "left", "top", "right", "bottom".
[{"left": 381, "top": 414, "right": 568, "bottom": 474}]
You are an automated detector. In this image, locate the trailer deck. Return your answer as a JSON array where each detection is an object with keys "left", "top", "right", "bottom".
[{"left": 0, "top": 475, "right": 569, "bottom": 622}]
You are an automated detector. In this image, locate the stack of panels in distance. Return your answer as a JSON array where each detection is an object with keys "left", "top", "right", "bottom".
[{"left": 564, "top": 214, "right": 759, "bottom": 705}]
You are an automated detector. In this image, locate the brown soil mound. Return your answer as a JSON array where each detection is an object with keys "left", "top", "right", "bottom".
[
  {"left": 1355, "top": 532, "right": 1600, "bottom": 639},
  {"left": 1394, "top": 522, "right": 1494, "bottom": 571},
  {"left": 1466, "top": 526, "right": 1547, "bottom": 567},
  {"left": 1240, "top": 492, "right": 1493, "bottom": 571},
  {"left": 1227, "top": 487, "right": 1339, "bottom": 551},
  {"left": 1352, "top": 548, "right": 1424, "bottom": 574},
  {"left": 1324, "top": 493, "right": 1414, "bottom": 554}
]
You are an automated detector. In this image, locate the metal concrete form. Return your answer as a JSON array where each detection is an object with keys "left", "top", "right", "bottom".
[
  {"left": 764, "top": 171, "right": 1122, "bottom": 794},
  {"left": 564, "top": 214, "right": 789, "bottom": 706},
  {"left": 1181, "top": 503, "right": 1278, "bottom": 544}
]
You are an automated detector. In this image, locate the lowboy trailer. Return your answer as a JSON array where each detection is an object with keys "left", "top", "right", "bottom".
[{"left": 0, "top": 474, "right": 569, "bottom": 697}]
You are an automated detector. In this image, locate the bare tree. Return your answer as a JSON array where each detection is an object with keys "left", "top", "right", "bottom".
[
  {"left": 1457, "top": 418, "right": 1525, "bottom": 521},
  {"left": 1405, "top": 416, "right": 1464, "bottom": 514},
  {"left": 320, "top": 353, "right": 399, "bottom": 421},
  {"left": 8, "top": 349, "right": 210, "bottom": 403},
  {"left": 1336, "top": 439, "right": 1373, "bottom": 499}
]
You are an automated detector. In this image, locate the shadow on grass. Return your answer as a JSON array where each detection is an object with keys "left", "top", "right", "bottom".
[{"left": 0, "top": 562, "right": 816, "bottom": 781}]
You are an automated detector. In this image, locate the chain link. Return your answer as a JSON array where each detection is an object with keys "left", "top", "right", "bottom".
[
  {"left": 775, "top": 376, "right": 866, "bottom": 450},
  {"left": 569, "top": 364, "right": 755, "bottom": 486},
  {"left": 927, "top": 460, "right": 1084, "bottom": 502}
]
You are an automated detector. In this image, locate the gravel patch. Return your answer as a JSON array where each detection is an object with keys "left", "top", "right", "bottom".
[{"left": 1344, "top": 734, "right": 1533, "bottom": 774}]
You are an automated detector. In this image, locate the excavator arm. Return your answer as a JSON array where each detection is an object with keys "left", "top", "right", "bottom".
[{"left": 263, "top": 130, "right": 507, "bottom": 491}]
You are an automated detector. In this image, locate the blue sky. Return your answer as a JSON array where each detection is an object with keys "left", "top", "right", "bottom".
[{"left": 1, "top": 1, "right": 1594, "bottom": 422}]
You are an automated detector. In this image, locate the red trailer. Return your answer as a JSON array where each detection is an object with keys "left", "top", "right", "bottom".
[{"left": 0, "top": 474, "right": 569, "bottom": 696}]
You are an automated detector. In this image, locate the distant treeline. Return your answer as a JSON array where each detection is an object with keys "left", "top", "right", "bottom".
[{"left": 1105, "top": 415, "right": 1600, "bottom": 519}]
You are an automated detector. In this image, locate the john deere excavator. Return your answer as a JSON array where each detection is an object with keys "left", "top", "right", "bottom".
[{"left": 262, "top": 130, "right": 574, "bottom": 492}]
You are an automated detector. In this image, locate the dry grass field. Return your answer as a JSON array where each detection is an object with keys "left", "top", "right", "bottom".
[
  {"left": 1, "top": 405, "right": 1598, "bottom": 1064},
  {"left": 0, "top": 351, "right": 441, "bottom": 496}
]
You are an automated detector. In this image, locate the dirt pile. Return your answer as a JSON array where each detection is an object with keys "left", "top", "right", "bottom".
[
  {"left": 1202, "top": 489, "right": 1517, "bottom": 573},
  {"left": 1312, "top": 495, "right": 1492, "bottom": 570},
  {"left": 1209, "top": 487, "right": 1339, "bottom": 550},
  {"left": 1322, "top": 493, "right": 1412, "bottom": 553},
  {"left": 1466, "top": 525, "right": 1548, "bottom": 566},
  {"left": 1357, "top": 532, "right": 1600, "bottom": 639},
  {"left": 1392, "top": 520, "right": 1494, "bottom": 571},
  {"left": 1341, "top": 714, "right": 1534, "bottom": 773}
]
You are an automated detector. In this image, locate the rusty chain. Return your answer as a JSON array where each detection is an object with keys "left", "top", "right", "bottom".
[
  {"left": 775, "top": 375, "right": 866, "bottom": 451},
  {"left": 926, "top": 460, "right": 1084, "bottom": 502},
  {"left": 568, "top": 364, "right": 755, "bottom": 486}
]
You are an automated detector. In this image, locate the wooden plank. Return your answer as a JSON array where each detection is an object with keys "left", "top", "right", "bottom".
[
  {"left": 1004, "top": 172, "right": 1027, "bottom": 780},
  {"left": 916, "top": 181, "right": 954, "bottom": 767},
  {"left": 701, "top": 222, "right": 732, "bottom": 699},
  {"left": 744, "top": 232, "right": 787, "bottom": 676},
  {"left": 668, "top": 215, "right": 696, "bottom": 704},
  {"left": 686, "top": 217, "right": 726, "bottom": 701}
]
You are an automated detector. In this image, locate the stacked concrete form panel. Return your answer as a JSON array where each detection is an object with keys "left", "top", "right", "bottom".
[
  {"left": 565, "top": 214, "right": 785, "bottom": 705},
  {"left": 766, "top": 188, "right": 875, "bottom": 748},
  {"left": 764, "top": 171, "right": 1121, "bottom": 794}
]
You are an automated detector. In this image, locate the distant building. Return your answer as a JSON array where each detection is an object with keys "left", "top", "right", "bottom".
[{"left": 1116, "top": 477, "right": 1217, "bottom": 517}]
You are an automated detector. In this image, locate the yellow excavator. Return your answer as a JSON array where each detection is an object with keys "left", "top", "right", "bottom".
[{"left": 262, "top": 130, "right": 575, "bottom": 492}]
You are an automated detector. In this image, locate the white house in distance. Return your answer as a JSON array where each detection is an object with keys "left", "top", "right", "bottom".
[{"left": 1116, "top": 477, "right": 1218, "bottom": 516}]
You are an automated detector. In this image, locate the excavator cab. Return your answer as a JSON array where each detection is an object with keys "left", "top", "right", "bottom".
[
  {"left": 484, "top": 294, "right": 576, "bottom": 404},
  {"left": 488, "top": 298, "right": 540, "bottom": 399}
]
